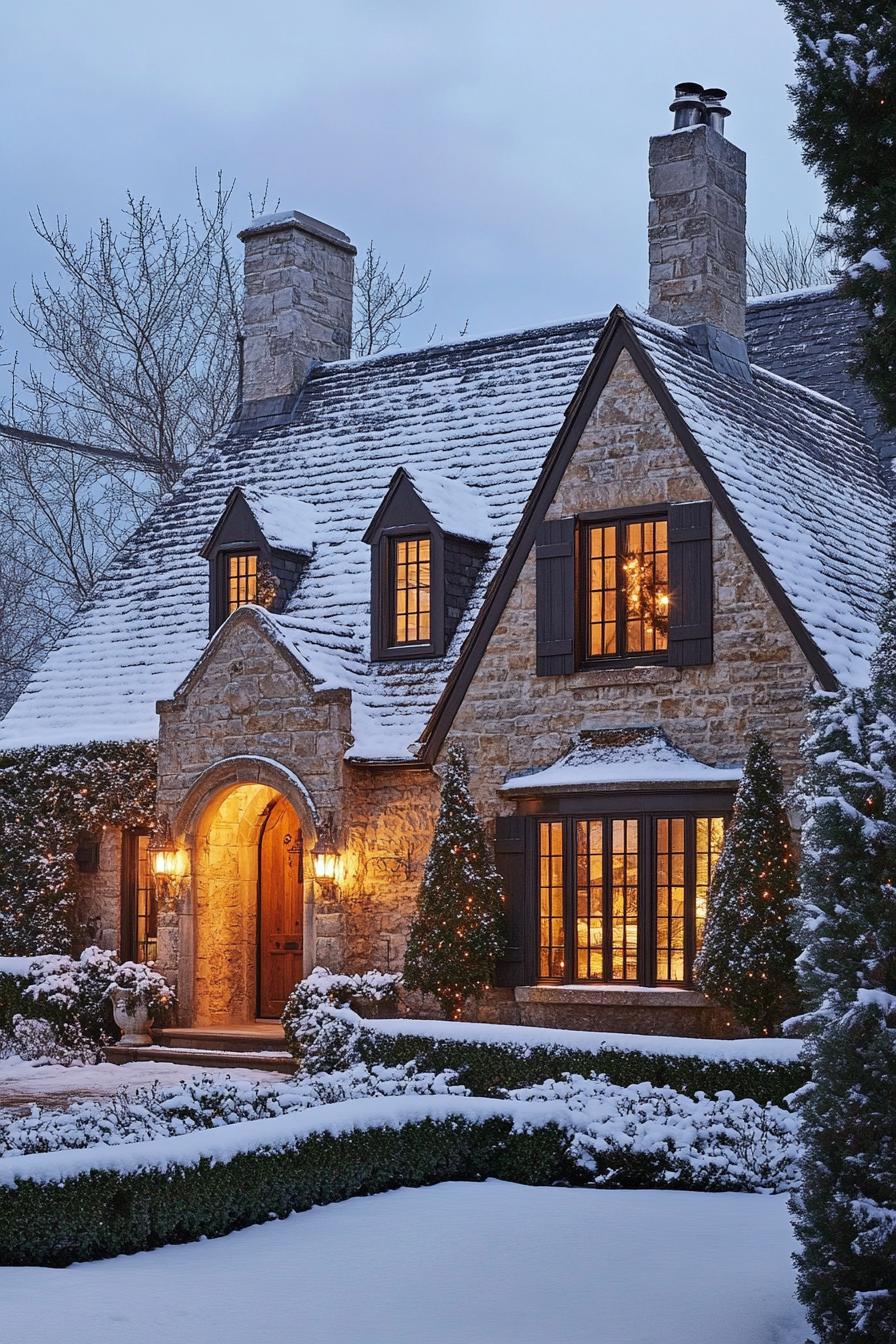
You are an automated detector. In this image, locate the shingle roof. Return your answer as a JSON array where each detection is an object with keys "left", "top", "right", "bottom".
[
  {"left": 745, "top": 286, "right": 896, "bottom": 464},
  {"left": 501, "top": 728, "right": 742, "bottom": 793},
  {"left": 0, "top": 291, "right": 891, "bottom": 755}
]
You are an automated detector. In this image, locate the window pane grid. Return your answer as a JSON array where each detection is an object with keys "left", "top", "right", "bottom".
[
  {"left": 575, "top": 820, "right": 604, "bottom": 979},
  {"left": 656, "top": 817, "right": 686, "bottom": 982},
  {"left": 623, "top": 518, "right": 668, "bottom": 654},
  {"left": 393, "top": 537, "right": 431, "bottom": 645},
  {"left": 610, "top": 818, "right": 639, "bottom": 981},
  {"left": 695, "top": 815, "right": 726, "bottom": 954},
  {"left": 538, "top": 821, "right": 565, "bottom": 978},
  {"left": 587, "top": 524, "right": 617, "bottom": 657},
  {"left": 227, "top": 552, "right": 258, "bottom": 614},
  {"left": 134, "top": 834, "right": 158, "bottom": 964}
]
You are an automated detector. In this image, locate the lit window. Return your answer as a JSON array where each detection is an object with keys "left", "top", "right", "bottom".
[
  {"left": 227, "top": 552, "right": 258, "bottom": 614},
  {"left": 539, "top": 811, "right": 727, "bottom": 987},
  {"left": 392, "top": 537, "right": 431, "bottom": 645},
  {"left": 538, "top": 821, "right": 565, "bottom": 978},
  {"left": 123, "top": 832, "right": 158, "bottom": 964},
  {"left": 586, "top": 517, "right": 668, "bottom": 659}
]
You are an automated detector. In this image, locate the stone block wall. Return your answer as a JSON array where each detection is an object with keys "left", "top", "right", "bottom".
[
  {"left": 447, "top": 349, "right": 812, "bottom": 811},
  {"left": 73, "top": 827, "right": 123, "bottom": 954}
]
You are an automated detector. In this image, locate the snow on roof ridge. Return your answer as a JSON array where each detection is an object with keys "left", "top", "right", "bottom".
[
  {"left": 320, "top": 311, "right": 609, "bottom": 373},
  {"left": 241, "top": 488, "right": 317, "bottom": 554},
  {"left": 746, "top": 283, "right": 840, "bottom": 308},
  {"left": 501, "top": 728, "right": 742, "bottom": 792}
]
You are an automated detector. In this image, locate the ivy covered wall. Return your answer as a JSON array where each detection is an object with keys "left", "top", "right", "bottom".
[{"left": 0, "top": 741, "right": 157, "bottom": 956}]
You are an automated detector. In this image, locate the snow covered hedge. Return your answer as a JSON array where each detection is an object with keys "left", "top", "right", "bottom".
[
  {"left": 0, "top": 1077, "right": 800, "bottom": 1265},
  {"left": 305, "top": 1011, "right": 808, "bottom": 1107}
]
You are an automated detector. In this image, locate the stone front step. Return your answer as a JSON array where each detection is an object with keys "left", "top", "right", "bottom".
[
  {"left": 105, "top": 1043, "right": 297, "bottom": 1074},
  {"left": 154, "top": 1024, "right": 289, "bottom": 1054}
]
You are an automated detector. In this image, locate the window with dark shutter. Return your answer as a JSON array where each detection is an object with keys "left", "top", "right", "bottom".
[
  {"left": 535, "top": 517, "right": 576, "bottom": 676},
  {"left": 667, "top": 500, "right": 713, "bottom": 666},
  {"left": 493, "top": 815, "right": 531, "bottom": 986}
]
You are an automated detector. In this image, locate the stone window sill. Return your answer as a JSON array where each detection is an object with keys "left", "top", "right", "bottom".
[
  {"left": 575, "top": 664, "right": 682, "bottom": 688},
  {"left": 516, "top": 984, "right": 709, "bottom": 1008}
]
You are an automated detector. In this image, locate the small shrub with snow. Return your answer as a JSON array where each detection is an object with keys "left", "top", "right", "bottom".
[
  {"left": 1, "top": 1014, "right": 99, "bottom": 1066},
  {"left": 106, "top": 960, "right": 175, "bottom": 1016},
  {"left": 507, "top": 1074, "right": 801, "bottom": 1194},
  {"left": 0, "top": 1062, "right": 466, "bottom": 1157},
  {"left": 281, "top": 966, "right": 401, "bottom": 1067}
]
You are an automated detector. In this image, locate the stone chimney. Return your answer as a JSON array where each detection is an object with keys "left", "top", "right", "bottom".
[
  {"left": 648, "top": 84, "right": 747, "bottom": 344},
  {"left": 237, "top": 210, "right": 356, "bottom": 420}
]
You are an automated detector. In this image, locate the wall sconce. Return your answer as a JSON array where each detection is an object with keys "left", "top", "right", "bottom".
[
  {"left": 149, "top": 816, "right": 187, "bottom": 902},
  {"left": 312, "top": 817, "right": 339, "bottom": 888}
]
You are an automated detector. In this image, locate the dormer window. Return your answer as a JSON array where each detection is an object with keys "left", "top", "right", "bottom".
[
  {"left": 392, "top": 536, "right": 431, "bottom": 646},
  {"left": 200, "top": 487, "right": 315, "bottom": 634},
  {"left": 226, "top": 550, "right": 259, "bottom": 614},
  {"left": 363, "top": 467, "right": 492, "bottom": 663}
]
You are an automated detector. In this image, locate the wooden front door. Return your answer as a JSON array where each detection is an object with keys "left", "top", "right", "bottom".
[{"left": 257, "top": 798, "right": 304, "bottom": 1018}]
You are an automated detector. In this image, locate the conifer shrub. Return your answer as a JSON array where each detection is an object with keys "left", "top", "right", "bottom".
[
  {"left": 693, "top": 733, "right": 801, "bottom": 1035},
  {"left": 403, "top": 742, "right": 506, "bottom": 1017}
]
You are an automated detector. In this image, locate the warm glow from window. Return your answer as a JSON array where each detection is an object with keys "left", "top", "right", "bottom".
[
  {"left": 538, "top": 821, "right": 565, "bottom": 978},
  {"left": 587, "top": 518, "right": 668, "bottom": 658},
  {"left": 695, "top": 815, "right": 726, "bottom": 952},
  {"left": 656, "top": 817, "right": 686, "bottom": 982},
  {"left": 227, "top": 552, "right": 258, "bottom": 614},
  {"left": 393, "top": 537, "right": 431, "bottom": 644}
]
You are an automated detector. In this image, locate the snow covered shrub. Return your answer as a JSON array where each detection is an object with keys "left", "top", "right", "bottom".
[
  {"left": 404, "top": 742, "right": 506, "bottom": 1017},
  {"left": 507, "top": 1074, "right": 801, "bottom": 1194},
  {"left": 0, "top": 1063, "right": 467, "bottom": 1157},
  {"left": 17, "top": 946, "right": 175, "bottom": 1045},
  {"left": 281, "top": 966, "right": 400, "bottom": 1062},
  {"left": 3, "top": 1013, "right": 99, "bottom": 1065},
  {"left": 0, "top": 740, "right": 157, "bottom": 956},
  {"left": 694, "top": 733, "right": 801, "bottom": 1035}
]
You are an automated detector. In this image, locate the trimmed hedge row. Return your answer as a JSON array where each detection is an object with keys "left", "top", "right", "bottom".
[
  {"left": 1, "top": 1116, "right": 571, "bottom": 1267},
  {"left": 351, "top": 1027, "right": 808, "bottom": 1107}
]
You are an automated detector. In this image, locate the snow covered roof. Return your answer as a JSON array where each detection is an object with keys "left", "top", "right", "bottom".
[
  {"left": 500, "top": 729, "right": 742, "bottom": 793},
  {"left": 401, "top": 467, "right": 493, "bottom": 543},
  {"left": 240, "top": 489, "right": 316, "bottom": 555},
  {"left": 0, "top": 291, "right": 891, "bottom": 756}
]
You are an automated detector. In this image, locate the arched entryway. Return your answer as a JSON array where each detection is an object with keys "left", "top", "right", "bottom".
[
  {"left": 174, "top": 759, "right": 319, "bottom": 1027},
  {"left": 256, "top": 796, "right": 304, "bottom": 1018}
]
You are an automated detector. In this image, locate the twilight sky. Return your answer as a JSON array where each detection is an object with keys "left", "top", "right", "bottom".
[{"left": 2, "top": 0, "right": 821, "bottom": 358}]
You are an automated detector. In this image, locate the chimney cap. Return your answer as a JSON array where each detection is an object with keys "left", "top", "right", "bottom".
[{"left": 237, "top": 209, "right": 355, "bottom": 255}]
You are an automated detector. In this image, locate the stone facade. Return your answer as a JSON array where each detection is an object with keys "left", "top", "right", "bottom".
[
  {"left": 449, "top": 349, "right": 812, "bottom": 810},
  {"left": 134, "top": 348, "right": 815, "bottom": 1032},
  {"left": 73, "top": 827, "right": 123, "bottom": 953}
]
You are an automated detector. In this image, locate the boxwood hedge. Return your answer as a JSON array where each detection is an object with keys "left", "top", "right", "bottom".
[
  {"left": 1, "top": 1116, "right": 572, "bottom": 1267},
  {"left": 350, "top": 1026, "right": 807, "bottom": 1107}
]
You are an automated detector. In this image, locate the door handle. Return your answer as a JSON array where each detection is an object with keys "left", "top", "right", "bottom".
[{"left": 283, "top": 940, "right": 300, "bottom": 951}]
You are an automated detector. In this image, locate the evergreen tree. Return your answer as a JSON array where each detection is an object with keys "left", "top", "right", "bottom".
[
  {"left": 790, "top": 532, "right": 896, "bottom": 1343},
  {"left": 779, "top": 3, "right": 896, "bottom": 423},
  {"left": 403, "top": 741, "right": 506, "bottom": 1018},
  {"left": 693, "top": 733, "right": 801, "bottom": 1035}
]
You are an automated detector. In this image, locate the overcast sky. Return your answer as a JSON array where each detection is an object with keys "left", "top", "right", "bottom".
[{"left": 3, "top": 1, "right": 821, "bottom": 358}]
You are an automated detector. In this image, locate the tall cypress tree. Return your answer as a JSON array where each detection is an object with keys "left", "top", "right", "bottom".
[
  {"left": 403, "top": 741, "right": 506, "bottom": 1019},
  {"left": 790, "top": 532, "right": 896, "bottom": 1343},
  {"left": 693, "top": 733, "right": 801, "bottom": 1035},
  {"left": 779, "top": 2, "right": 896, "bottom": 423}
]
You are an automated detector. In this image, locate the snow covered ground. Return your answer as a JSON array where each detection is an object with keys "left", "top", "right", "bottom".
[{"left": 0, "top": 1182, "right": 808, "bottom": 1344}]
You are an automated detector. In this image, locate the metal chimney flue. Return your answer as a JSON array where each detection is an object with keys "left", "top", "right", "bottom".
[
  {"left": 701, "top": 88, "right": 731, "bottom": 135},
  {"left": 670, "top": 81, "right": 705, "bottom": 129}
]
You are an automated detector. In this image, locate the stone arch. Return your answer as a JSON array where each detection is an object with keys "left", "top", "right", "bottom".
[{"left": 173, "top": 756, "right": 319, "bottom": 1026}]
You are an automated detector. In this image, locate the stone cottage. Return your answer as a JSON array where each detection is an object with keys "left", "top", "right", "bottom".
[{"left": 2, "top": 84, "right": 894, "bottom": 1037}]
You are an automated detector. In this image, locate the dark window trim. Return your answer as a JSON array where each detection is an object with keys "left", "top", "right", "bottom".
[
  {"left": 579, "top": 509, "right": 669, "bottom": 668},
  {"left": 211, "top": 545, "right": 262, "bottom": 633},
  {"left": 526, "top": 795, "right": 731, "bottom": 988},
  {"left": 371, "top": 524, "right": 445, "bottom": 661},
  {"left": 120, "top": 828, "right": 155, "bottom": 964}
]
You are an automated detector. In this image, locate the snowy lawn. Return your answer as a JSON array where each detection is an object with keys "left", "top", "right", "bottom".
[
  {"left": 0, "top": 1056, "right": 289, "bottom": 1111},
  {"left": 0, "top": 1181, "right": 808, "bottom": 1344}
]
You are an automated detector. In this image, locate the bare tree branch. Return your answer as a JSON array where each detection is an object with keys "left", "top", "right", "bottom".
[
  {"left": 746, "top": 217, "right": 839, "bottom": 298},
  {"left": 352, "top": 242, "right": 430, "bottom": 356}
]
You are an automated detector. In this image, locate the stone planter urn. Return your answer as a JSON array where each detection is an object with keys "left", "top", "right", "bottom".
[{"left": 110, "top": 988, "right": 154, "bottom": 1046}]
